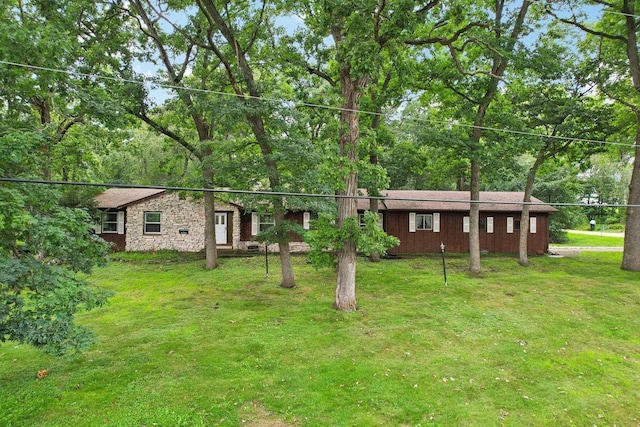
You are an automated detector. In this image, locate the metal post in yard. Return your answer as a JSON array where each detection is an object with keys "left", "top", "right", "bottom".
[{"left": 440, "top": 242, "right": 447, "bottom": 286}]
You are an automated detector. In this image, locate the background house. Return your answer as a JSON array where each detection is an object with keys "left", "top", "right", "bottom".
[
  {"left": 357, "top": 190, "right": 557, "bottom": 254},
  {"left": 95, "top": 188, "right": 241, "bottom": 252},
  {"left": 96, "top": 188, "right": 556, "bottom": 255},
  {"left": 95, "top": 188, "right": 313, "bottom": 253}
]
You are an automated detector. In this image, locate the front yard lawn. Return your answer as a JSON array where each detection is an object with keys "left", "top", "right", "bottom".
[
  {"left": 555, "top": 231, "right": 625, "bottom": 247},
  {"left": 1, "top": 252, "right": 638, "bottom": 426}
]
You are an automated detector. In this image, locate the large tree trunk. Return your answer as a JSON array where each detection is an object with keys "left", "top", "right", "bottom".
[
  {"left": 278, "top": 240, "right": 296, "bottom": 288},
  {"left": 469, "top": 108, "right": 485, "bottom": 275},
  {"left": 200, "top": 0, "right": 298, "bottom": 285},
  {"left": 277, "top": 229, "right": 296, "bottom": 288},
  {"left": 129, "top": 1, "right": 220, "bottom": 269},
  {"left": 335, "top": 171, "right": 359, "bottom": 311},
  {"left": 467, "top": 1, "right": 530, "bottom": 274},
  {"left": 334, "top": 67, "right": 366, "bottom": 312},
  {"left": 519, "top": 148, "right": 546, "bottom": 266},
  {"left": 203, "top": 165, "right": 219, "bottom": 270},
  {"left": 621, "top": 1, "right": 640, "bottom": 271},
  {"left": 469, "top": 159, "right": 481, "bottom": 274},
  {"left": 621, "top": 123, "right": 640, "bottom": 271},
  {"left": 250, "top": 122, "right": 297, "bottom": 288},
  {"left": 275, "top": 207, "right": 296, "bottom": 288}
]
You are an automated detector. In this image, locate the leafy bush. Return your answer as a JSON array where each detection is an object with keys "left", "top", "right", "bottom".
[
  {"left": 1, "top": 184, "right": 112, "bottom": 355},
  {"left": 304, "top": 211, "right": 399, "bottom": 269}
]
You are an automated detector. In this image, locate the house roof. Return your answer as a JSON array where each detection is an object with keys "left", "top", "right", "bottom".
[
  {"left": 95, "top": 188, "right": 166, "bottom": 209},
  {"left": 357, "top": 190, "right": 557, "bottom": 213},
  {"left": 95, "top": 188, "right": 556, "bottom": 213},
  {"left": 95, "top": 187, "right": 244, "bottom": 209}
]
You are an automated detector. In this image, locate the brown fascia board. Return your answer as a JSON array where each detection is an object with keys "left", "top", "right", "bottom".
[
  {"left": 94, "top": 188, "right": 166, "bottom": 210},
  {"left": 357, "top": 190, "right": 556, "bottom": 213}
]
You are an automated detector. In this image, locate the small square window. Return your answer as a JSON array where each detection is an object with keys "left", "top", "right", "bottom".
[
  {"left": 416, "top": 214, "right": 432, "bottom": 230},
  {"left": 259, "top": 214, "right": 275, "bottom": 232},
  {"left": 101, "top": 212, "right": 118, "bottom": 233},
  {"left": 144, "top": 212, "right": 161, "bottom": 234}
]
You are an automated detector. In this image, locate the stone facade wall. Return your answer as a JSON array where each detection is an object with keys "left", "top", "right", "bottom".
[{"left": 125, "top": 192, "right": 240, "bottom": 252}]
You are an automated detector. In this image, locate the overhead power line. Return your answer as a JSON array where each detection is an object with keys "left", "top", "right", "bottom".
[
  {"left": 1, "top": 177, "right": 637, "bottom": 208},
  {"left": 0, "top": 60, "right": 636, "bottom": 149},
  {"left": 602, "top": 10, "right": 637, "bottom": 18}
]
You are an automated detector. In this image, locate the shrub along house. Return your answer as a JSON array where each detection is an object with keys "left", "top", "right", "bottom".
[{"left": 357, "top": 190, "right": 557, "bottom": 255}]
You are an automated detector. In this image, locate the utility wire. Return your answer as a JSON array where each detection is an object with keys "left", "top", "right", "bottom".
[
  {"left": 602, "top": 9, "right": 637, "bottom": 18},
  {"left": 1, "top": 177, "right": 637, "bottom": 208},
  {"left": 0, "top": 60, "right": 636, "bottom": 149}
]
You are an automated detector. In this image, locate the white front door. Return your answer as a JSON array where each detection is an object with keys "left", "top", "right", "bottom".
[{"left": 215, "top": 212, "right": 228, "bottom": 245}]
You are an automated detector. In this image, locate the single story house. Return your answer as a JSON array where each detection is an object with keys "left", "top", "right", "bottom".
[
  {"left": 357, "top": 190, "right": 557, "bottom": 255},
  {"left": 95, "top": 188, "right": 556, "bottom": 255},
  {"left": 94, "top": 188, "right": 310, "bottom": 252}
]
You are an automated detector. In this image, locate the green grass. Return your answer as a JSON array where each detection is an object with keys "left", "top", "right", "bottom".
[
  {"left": 2, "top": 252, "right": 640, "bottom": 426},
  {"left": 555, "top": 231, "right": 625, "bottom": 247}
]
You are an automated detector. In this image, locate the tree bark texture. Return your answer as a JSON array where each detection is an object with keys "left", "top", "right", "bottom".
[
  {"left": 469, "top": 159, "right": 481, "bottom": 274},
  {"left": 519, "top": 148, "right": 546, "bottom": 266},
  {"left": 335, "top": 172, "right": 358, "bottom": 311},
  {"left": 621, "top": 122, "right": 640, "bottom": 271},
  {"left": 199, "top": 0, "right": 297, "bottom": 285},
  {"left": 275, "top": 208, "right": 296, "bottom": 288},
  {"left": 621, "top": 0, "right": 640, "bottom": 271},
  {"left": 129, "top": 0, "right": 220, "bottom": 270},
  {"left": 334, "top": 68, "right": 366, "bottom": 312},
  {"left": 203, "top": 165, "right": 219, "bottom": 270},
  {"left": 467, "top": 0, "right": 530, "bottom": 275}
]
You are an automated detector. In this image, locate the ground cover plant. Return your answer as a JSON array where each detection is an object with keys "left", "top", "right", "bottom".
[{"left": 1, "top": 252, "right": 639, "bottom": 426}]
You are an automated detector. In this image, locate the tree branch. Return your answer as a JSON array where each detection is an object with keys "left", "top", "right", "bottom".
[
  {"left": 197, "top": 0, "right": 245, "bottom": 97},
  {"left": 129, "top": 1, "right": 179, "bottom": 82},
  {"left": 415, "top": 1, "right": 440, "bottom": 18},
  {"left": 594, "top": 35, "right": 640, "bottom": 114},
  {"left": 405, "top": 21, "right": 488, "bottom": 46},
  {"left": 444, "top": 79, "right": 479, "bottom": 104},
  {"left": 546, "top": 8, "right": 627, "bottom": 42},
  {"left": 374, "top": 0, "right": 386, "bottom": 44},
  {"left": 245, "top": 1, "right": 267, "bottom": 54},
  {"left": 303, "top": 63, "right": 337, "bottom": 86},
  {"left": 129, "top": 109, "right": 202, "bottom": 160},
  {"left": 56, "top": 116, "right": 85, "bottom": 141}
]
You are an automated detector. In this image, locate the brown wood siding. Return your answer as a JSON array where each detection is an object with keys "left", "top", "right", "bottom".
[
  {"left": 99, "top": 233, "right": 126, "bottom": 251},
  {"left": 286, "top": 212, "right": 305, "bottom": 242},
  {"left": 239, "top": 211, "right": 306, "bottom": 242},
  {"left": 385, "top": 211, "right": 550, "bottom": 254},
  {"left": 240, "top": 212, "right": 253, "bottom": 241},
  {"left": 97, "top": 209, "right": 126, "bottom": 251}
]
